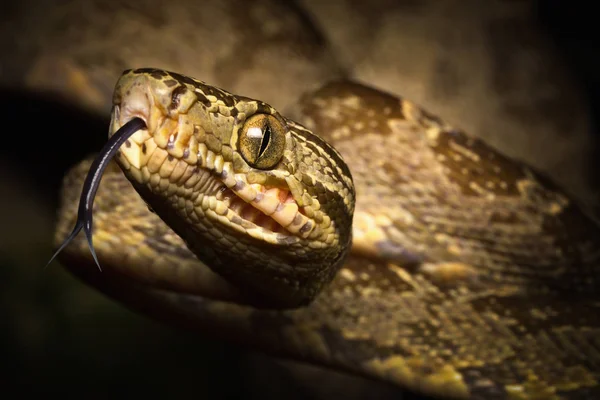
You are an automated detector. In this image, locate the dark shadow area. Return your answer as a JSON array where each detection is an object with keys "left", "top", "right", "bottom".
[
  {"left": 0, "top": 0, "right": 599, "bottom": 399},
  {"left": 537, "top": 0, "right": 600, "bottom": 185}
]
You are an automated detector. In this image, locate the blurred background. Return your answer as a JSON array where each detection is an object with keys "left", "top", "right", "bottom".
[{"left": 0, "top": 0, "right": 598, "bottom": 398}]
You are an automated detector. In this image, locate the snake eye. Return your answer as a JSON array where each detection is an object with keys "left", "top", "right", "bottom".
[{"left": 238, "top": 114, "right": 286, "bottom": 169}]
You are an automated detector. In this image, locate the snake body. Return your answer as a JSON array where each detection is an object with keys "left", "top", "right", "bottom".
[
  {"left": 53, "top": 68, "right": 600, "bottom": 399},
  {"left": 6, "top": 0, "right": 596, "bottom": 398}
]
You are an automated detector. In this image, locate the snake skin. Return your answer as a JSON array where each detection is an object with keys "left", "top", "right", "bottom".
[
  {"left": 109, "top": 69, "right": 355, "bottom": 307},
  {"left": 54, "top": 70, "right": 600, "bottom": 399},
  {"left": 4, "top": 0, "right": 596, "bottom": 398}
]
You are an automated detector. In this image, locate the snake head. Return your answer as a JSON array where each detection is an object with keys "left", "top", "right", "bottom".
[{"left": 108, "top": 68, "right": 355, "bottom": 308}]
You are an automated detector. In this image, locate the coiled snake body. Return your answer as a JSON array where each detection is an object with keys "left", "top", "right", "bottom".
[
  {"left": 8, "top": 1, "right": 592, "bottom": 398},
  {"left": 53, "top": 68, "right": 600, "bottom": 399}
]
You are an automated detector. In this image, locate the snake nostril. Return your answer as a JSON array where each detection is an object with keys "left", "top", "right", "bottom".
[{"left": 112, "top": 74, "right": 156, "bottom": 130}]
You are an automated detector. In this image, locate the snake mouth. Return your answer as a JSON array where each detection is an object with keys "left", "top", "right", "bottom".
[
  {"left": 217, "top": 186, "right": 287, "bottom": 234},
  {"left": 215, "top": 184, "right": 310, "bottom": 239},
  {"left": 110, "top": 78, "right": 316, "bottom": 243}
]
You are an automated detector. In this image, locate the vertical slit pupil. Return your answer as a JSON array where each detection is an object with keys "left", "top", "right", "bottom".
[{"left": 258, "top": 124, "right": 271, "bottom": 158}]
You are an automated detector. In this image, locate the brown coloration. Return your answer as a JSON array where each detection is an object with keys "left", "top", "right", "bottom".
[
  {"left": 108, "top": 69, "right": 354, "bottom": 308},
  {"left": 301, "top": 81, "right": 600, "bottom": 295},
  {"left": 9, "top": 1, "right": 596, "bottom": 398},
  {"left": 55, "top": 78, "right": 600, "bottom": 399}
]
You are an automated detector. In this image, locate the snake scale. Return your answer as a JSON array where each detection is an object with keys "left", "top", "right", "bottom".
[
  {"left": 5, "top": 0, "right": 599, "bottom": 399},
  {"left": 51, "top": 67, "right": 600, "bottom": 400}
]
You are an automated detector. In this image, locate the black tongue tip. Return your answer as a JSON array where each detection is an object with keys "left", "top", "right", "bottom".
[{"left": 45, "top": 117, "right": 146, "bottom": 270}]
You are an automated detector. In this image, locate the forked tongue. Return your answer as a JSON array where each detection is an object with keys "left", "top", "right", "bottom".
[{"left": 45, "top": 118, "right": 147, "bottom": 270}]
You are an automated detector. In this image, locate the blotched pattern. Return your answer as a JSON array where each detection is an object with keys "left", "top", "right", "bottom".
[{"left": 56, "top": 80, "right": 600, "bottom": 399}]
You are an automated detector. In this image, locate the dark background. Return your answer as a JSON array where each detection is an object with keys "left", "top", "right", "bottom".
[{"left": 0, "top": 0, "right": 598, "bottom": 398}]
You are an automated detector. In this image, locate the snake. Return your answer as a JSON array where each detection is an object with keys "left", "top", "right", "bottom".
[
  {"left": 49, "top": 67, "right": 600, "bottom": 399},
  {"left": 8, "top": 0, "right": 596, "bottom": 398}
]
